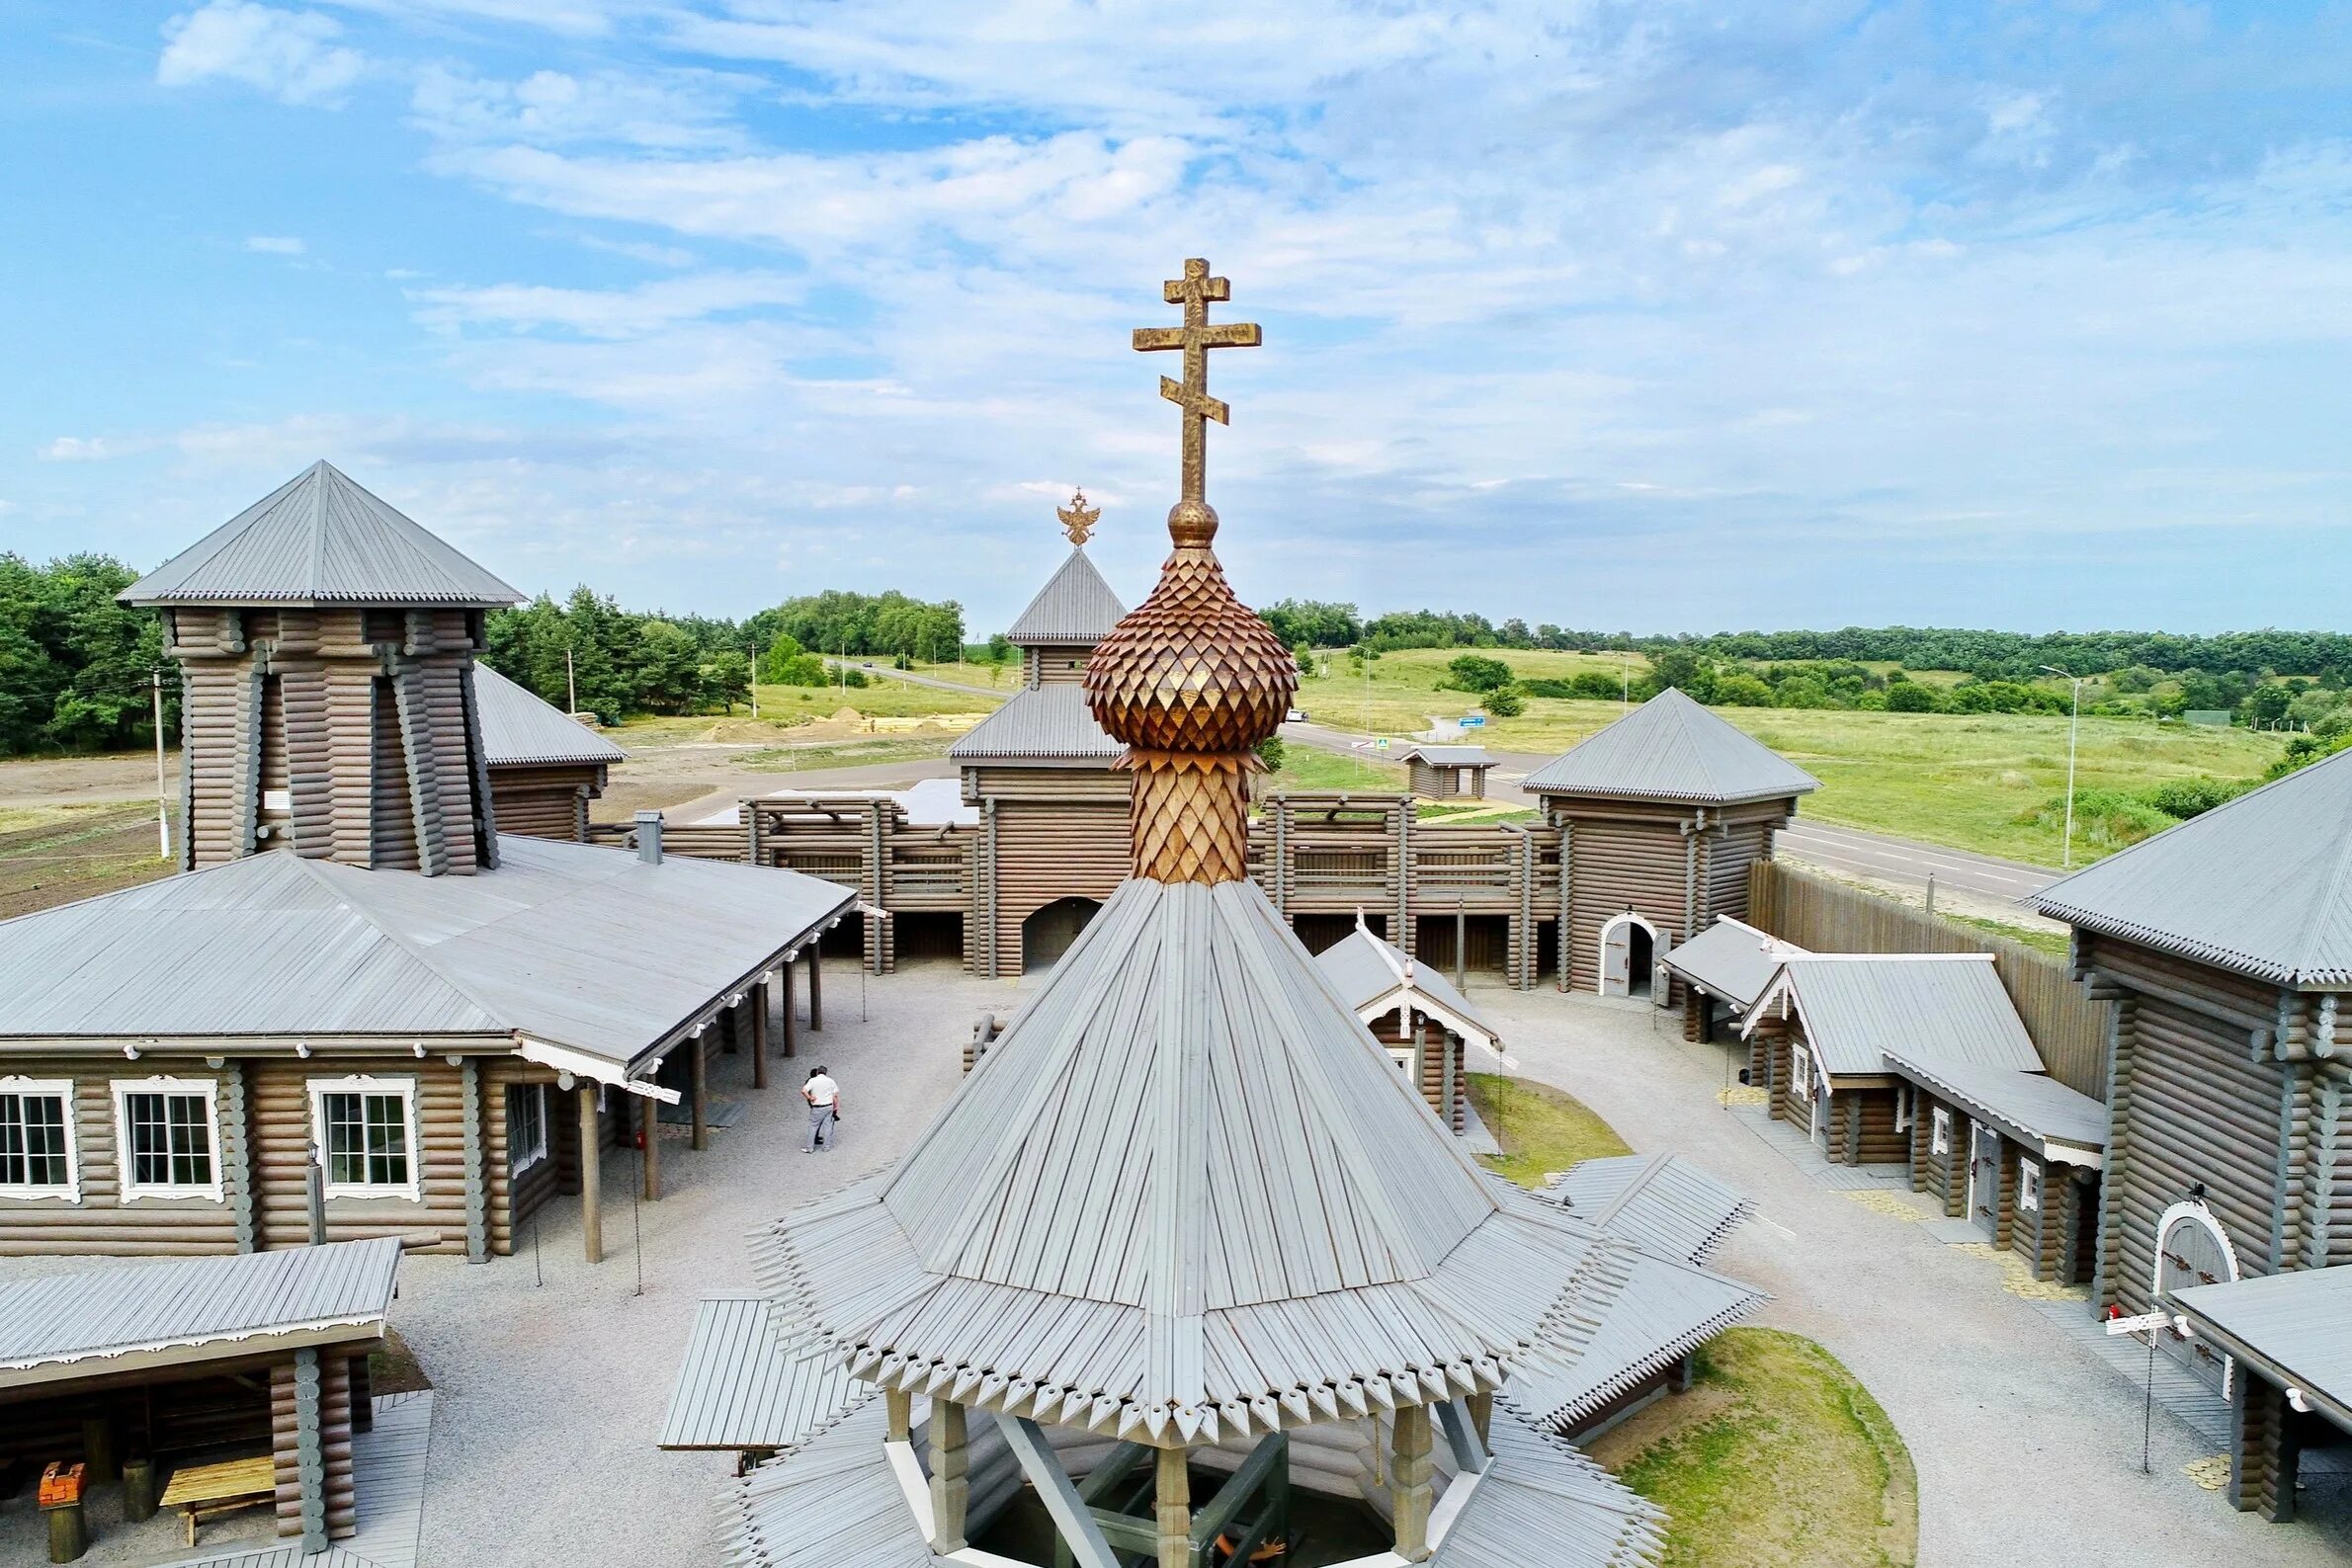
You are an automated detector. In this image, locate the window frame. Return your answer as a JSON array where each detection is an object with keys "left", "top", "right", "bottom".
[
  {"left": 307, "top": 1075, "right": 422, "bottom": 1201},
  {"left": 0, "top": 1077, "right": 78, "bottom": 1202},
  {"left": 507, "top": 1081, "right": 548, "bottom": 1177},
  {"left": 111, "top": 1076, "right": 223, "bottom": 1202},
  {"left": 1930, "top": 1106, "right": 1952, "bottom": 1156},
  {"left": 2019, "top": 1157, "right": 2042, "bottom": 1212}
]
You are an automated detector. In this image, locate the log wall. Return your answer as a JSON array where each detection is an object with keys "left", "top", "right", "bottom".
[
  {"left": 271, "top": 1353, "right": 355, "bottom": 1540},
  {"left": 0, "top": 1059, "right": 241, "bottom": 1255},
  {"left": 253, "top": 1057, "right": 472, "bottom": 1254},
  {"left": 488, "top": 762, "right": 605, "bottom": 841},
  {"left": 969, "top": 768, "right": 1130, "bottom": 978}
]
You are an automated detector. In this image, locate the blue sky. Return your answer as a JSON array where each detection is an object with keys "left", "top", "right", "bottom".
[{"left": 2, "top": 2, "right": 2348, "bottom": 636}]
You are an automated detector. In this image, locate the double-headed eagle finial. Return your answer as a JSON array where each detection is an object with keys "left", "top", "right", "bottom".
[{"left": 1056, "top": 488, "right": 1100, "bottom": 545}]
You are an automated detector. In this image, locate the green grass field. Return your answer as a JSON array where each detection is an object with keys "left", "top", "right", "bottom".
[
  {"left": 1464, "top": 1072, "right": 1632, "bottom": 1187},
  {"left": 752, "top": 676, "right": 1000, "bottom": 719},
  {"left": 1296, "top": 650, "right": 2283, "bottom": 867}
]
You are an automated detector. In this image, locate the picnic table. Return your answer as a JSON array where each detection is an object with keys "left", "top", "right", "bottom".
[{"left": 158, "top": 1455, "right": 275, "bottom": 1546}]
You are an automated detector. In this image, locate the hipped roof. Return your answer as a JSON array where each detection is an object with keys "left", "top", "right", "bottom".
[
  {"left": 0, "top": 837, "right": 851, "bottom": 1071},
  {"left": 751, "top": 876, "right": 1663, "bottom": 1444},
  {"left": 1523, "top": 689, "right": 1820, "bottom": 806},
  {"left": 1661, "top": 917, "right": 1806, "bottom": 1013},
  {"left": 2036, "top": 746, "right": 2352, "bottom": 987},
  {"left": 122, "top": 460, "right": 522, "bottom": 609},
  {"left": 948, "top": 682, "right": 1123, "bottom": 763},
  {"left": 1005, "top": 546, "right": 1127, "bottom": 645}
]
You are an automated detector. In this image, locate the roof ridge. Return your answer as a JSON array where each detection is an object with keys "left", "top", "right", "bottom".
[
  {"left": 280, "top": 857, "right": 516, "bottom": 1036},
  {"left": 308, "top": 460, "right": 333, "bottom": 593},
  {"left": 2288, "top": 752, "right": 2352, "bottom": 981}
]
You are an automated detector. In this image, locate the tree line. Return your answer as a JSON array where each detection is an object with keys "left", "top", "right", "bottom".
[{"left": 0, "top": 554, "right": 172, "bottom": 756}]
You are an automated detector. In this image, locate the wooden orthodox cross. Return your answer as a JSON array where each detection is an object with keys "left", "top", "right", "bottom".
[{"left": 1132, "top": 258, "right": 1261, "bottom": 505}]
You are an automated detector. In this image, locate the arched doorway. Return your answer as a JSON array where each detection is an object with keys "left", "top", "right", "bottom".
[
  {"left": 1598, "top": 913, "right": 1661, "bottom": 999},
  {"left": 1022, "top": 897, "right": 1102, "bottom": 973},
  {"left": 2153, "top": 1203, "right": 2238, "bottom": 1394}
]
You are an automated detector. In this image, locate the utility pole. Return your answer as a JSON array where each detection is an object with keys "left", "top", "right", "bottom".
[
  {"left": 150, "top": 667, "right": 170, "bottom": 861},
  {"left": 2040, "top": 666, "right": 2085, "bottom": 869},
  {"left": 566, "top": 646, "right": 578, "bottom": 714}
]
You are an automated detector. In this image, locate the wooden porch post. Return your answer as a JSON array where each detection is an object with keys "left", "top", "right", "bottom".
[
  {"left": 1467, "top": 1390, "right": 1492, "bottom": 1445},
  {"left": 751, "top": 982, "right": 770, "bottom": 1090},
  {"left": 885, "top": 1389, "right": 912, "bottom": 1443},
  {"left": 780, "top": 956, "right": 798, "bottom": 1059},
  {"left": 1392, "top": 1404, "right": 1434, "bottom": 1562},
  {"left": 577, "top": 1084, "right": 603, "bottom": 1264},
  {"left": 1155, "top": 1444, "right": 1190, "bottom": 1568},
  {"left": 807, "top": 945, "right": 823, "bottom": 1032},
  {"left": 929, "top": 1399, "right": 969, "bottom": 1552},
  {"left": 641, "top": 1088, "right": 662, "bottom": 1200},
  {"left": 690, "top": 1032, "right": 710, "bottom": 1151}
]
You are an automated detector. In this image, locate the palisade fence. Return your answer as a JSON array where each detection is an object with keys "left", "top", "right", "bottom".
[{"left": 1748, "top": 860, "right": 2113, "bottom": 1099}]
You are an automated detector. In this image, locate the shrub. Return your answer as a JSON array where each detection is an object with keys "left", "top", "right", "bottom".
[
  {"left": 1886, "top": 682, "right": 1937, "bottom": 712},
  {"left": 1772, "top": 675, "right": 1834, "bottom": 709},
  {"left": 2140, "top": 778, "right": 2250, "bottom": 819},
  {"left": 1713, "top": 673, "right": 1774, "bottom": 706},
  {"left": 1855, "top": 689, "right": 1889, "bottom": 710},
  {"left": 2026, "top": 787, "right": 2174, "bottom": 849},
  {"left": 1481, "top": 685, "right": 1526, "bottom": 717},
  {"left": 1447, "top": 653, "right": 1516, "bottom": 694},
  {"left": 1254, "top": 735, "right": 1287, "bottom": 773}
]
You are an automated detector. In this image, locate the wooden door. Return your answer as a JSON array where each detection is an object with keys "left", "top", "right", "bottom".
[
  {"left": 1788, "top": 1042, "right": 1814, "bottom": 1135},
  {"left": 1968, "top": 1123, "right": 2000, "bottom": 1237},
  {"left": 2156, "top": 1211, "right": 2235, "bottom": 1393},
  {"left": 1600, "top": 920, "right": 1632, "bottom": 996}
]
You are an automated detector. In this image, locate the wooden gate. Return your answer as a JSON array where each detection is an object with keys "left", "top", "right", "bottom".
[
  {"left": 2156, "top": 1208, "right": 2236, "bottom": 1393},
  {"left": 1968, "top": 1123, "right": 2001, "bottom": 1238},
  {"left": 1600, "top": 917, "right": 1633, "bottom": 996}
]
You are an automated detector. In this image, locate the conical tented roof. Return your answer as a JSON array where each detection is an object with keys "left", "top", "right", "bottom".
[
  {"left": 882, "top": 877, "right": 1499, "bottom": 1312},
  {"left": 1006, "top": 546, "right": 1127, "bottom": 645},
  {"left": 2037, "top": 745, "right": 2352, "bottom": 985},
  {"left": 1523, "top": 687, "right": 1820, "bottom": 805},
  {"left": 122, "top": 460, "right": 523, "bottom": 608}
]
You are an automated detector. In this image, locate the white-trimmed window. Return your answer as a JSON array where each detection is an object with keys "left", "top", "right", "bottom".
[
  {"left": 2019, "top": 1158, "right": 2042, "bottom": 1211},
  {"left": 113, "top": 1078, "right": 221, "bottom": 1201},
  {"left": 309, "top": 1077, "right": 420, "bottom": 1200},
  {"left": 0, "top": 1079, "right": 76, "bottom": 1200},
  {"left": 1930, "top": 1106, "right": 1952, "bottom": 1156},
  {"left": 507, "top": 1082, "right": 548, "bottom": 1177},
  {"left": 1386, "top": 1047, "right": 1416, "bottom": 1077}
]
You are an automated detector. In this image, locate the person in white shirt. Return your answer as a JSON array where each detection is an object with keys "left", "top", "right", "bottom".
[{"left": 801, "top": 1066, "right": 841, "bottom": 1153}]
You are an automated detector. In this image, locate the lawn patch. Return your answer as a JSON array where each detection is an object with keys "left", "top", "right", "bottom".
[
  {"left": 1464, "top": 1072, "right": 1629, "bottom": 1187},
  {"left": 1593, "top": 1327, "right": 1917, "bottom": 1568}
]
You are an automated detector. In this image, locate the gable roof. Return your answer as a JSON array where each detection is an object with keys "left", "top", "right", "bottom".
[
  {"left": 1006, "top": 547, "right": 1126, "bottom": 645},
  {"left": 947, "top": 682, "right": 1122, "bottom": 764},
  {"left": 122, "top": 460, "right": 523, "bottom": 609},
  {"left": 0, "top": 837, "right": 851, "bottom": 1072},
  {"left": 0, "top": 1238, "right": 400, "bottom": 1390},
  {"left": 1881, "top": 1052, "right": 2106, "bottom": 1158},
  {"left": 1314, "top": 923, "right": 1505, "bottom": 1058},
  {"left": 750, "top": 876, "right": 1689, "bottom": 1444},
  {"left": 1661, "top": 917, "right": 1807, "bottom": 1012},
  {"left": 1522, "top": 688, "right": 1819, "bottom": 806},
  {"left": 1397, "top": 745, "right": 1493, "bottom": 768},
  {"left": 474, "top": 664, "right": 627, "bottom": 768},
  {"left": 1548, "top": 1153, "right": 1753, "bottom": 1269},
  {"left": 1746, "top": 954, "right": 2042, "bottom": 1079},
  {"left": 2034, "top": 746, "right": 2352, "bottom": 987},
  {"left": 2169, "top": 1266, "right": 2352, "bottom": 1428}
]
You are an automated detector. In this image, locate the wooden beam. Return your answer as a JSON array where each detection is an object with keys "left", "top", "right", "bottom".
[
  {"left": 751, "top": 983, "right": 769, "bottom": 1091},
  {"left": 577, "top": 1085, "right": 603, "bottom": 1264},
  {"left": 807, "top": 945, "right": 823, "bottom": 1032},
  {"left": 293, "top": 1347, "right": 328, "bottom": 1552},
  {"left": 993, "top": 1413, "right": 1121, "bottom": 1568},
  {"left": 930, "top": 1400, "right": 969, "bottom": 1552},
  {"left": 1392, "top": 1403, "right": 1434, "bottom": 1562},
  {"left": 641, "top": 1088, "right": 662, "bottom": 1201},
  {"left": 1155, "top": 1445, "right": 1190, "bottom": 1568},
  {"left": 690, "top": 1032, "right": 709, "bottom": 1152},
  {"left": 1436, "top": 1398, "right": 1487, "bottom": 1473},
  {"left": 460, "top": 1058, "right": 488, "bottom": 1264},
  {"left": 780, "top": 959, "right": 798, "bottom": 1059}
]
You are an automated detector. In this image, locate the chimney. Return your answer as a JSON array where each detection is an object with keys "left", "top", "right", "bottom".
[{"left": 635, "top": 810, "right": 664, "bottom": 865}]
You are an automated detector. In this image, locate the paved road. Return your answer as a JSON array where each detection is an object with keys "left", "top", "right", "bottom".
[{"left": 825, "top": 658, "right": 1005, "bottom": 699}]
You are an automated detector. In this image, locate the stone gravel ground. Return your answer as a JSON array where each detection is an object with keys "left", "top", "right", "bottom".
[{"left": 1473, "top": 984, "right": 2352, "bottom": 1568}]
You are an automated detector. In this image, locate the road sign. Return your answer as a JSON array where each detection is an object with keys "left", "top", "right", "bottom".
[
  {"left": 2104, "top": 1312, "right": 2169, "bottom": 1336},
  {"left": 1374, "top": 737, "right": 1389, "bottom": 750},
  {"left": 1460, "top": 714, "right": 1486, "bottom": 727}
]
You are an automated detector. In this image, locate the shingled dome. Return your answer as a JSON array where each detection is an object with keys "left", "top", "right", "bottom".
[
  {"left": 1523, "top": 688, "right": 1820, "bottom": 805},
  {"left": 121, "top": 460, "right": 523, "bottom": 608},
  {"left": 2035, "top": 745, "right": 2352, "bottom": 987},
  {"left": 1005, "top": 547, "right": 1127, "bottom": 645}
]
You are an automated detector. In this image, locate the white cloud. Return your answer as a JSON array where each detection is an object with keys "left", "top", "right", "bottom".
[
  {"left": 409, "top": 64, "right": 745, "bottom": 151},
  {"left": 244, "top": 234, "right": 306, "bottom": 254},
  {"left": 40, "top": 437, "right": 123, "bottom": 461},
  {"left": 410, "top": 272, "right": 808, "bottom": 339},
  {"left": 158, "top": 1, "right": 366, "bottom": 106}
]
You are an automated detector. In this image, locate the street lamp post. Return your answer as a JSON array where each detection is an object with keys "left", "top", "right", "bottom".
[{"left": 2041, "top": 665, "right": 2085, "bottom": 869}]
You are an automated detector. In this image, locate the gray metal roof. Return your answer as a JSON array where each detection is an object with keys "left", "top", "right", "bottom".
[
  {"left": 1881, "top": 1053, "right": 2108, "bottom": 1155},
  {"left": 122, "top": 461, "right": 523, "bottom": 608},
  {"left": 1005, "top": 547, "right": 1127, "bottom": 645},
  {"left": 750, "top": 876, "right": 1673, "bottom": 1444},
  {"left": 2169, "top": 1265, "right": 2352, "bottom": 1425},
  {"left": 0, "top": 836, "right": 853, "bottom": 1071},
  {"left": 716, "top": 1393, "right": 1666, "bottom": 1568},
  {"left": 947, "top": 682, "right": 1122, "bottom": 763},
  {"left": 0, "top": 1238, "right": 400, "bottom": 1390},
  {"left": 660, "top": 1296, "right": 864, "bottom": 1451},
  {"left": 1661, "top": 917, "right": 1806, "bottom": 1012},
  {"left": 474, "top": 664, "right": 627, "bottom": 767},
  {"left": 1398, "top": 745, "right": 1494, "bottom": 768},
  {"left": 1314, "top": 924, "right": 1502, "bottom": 1054},
  {"left": 1502, "top": 1239, "right": 1763, "bottom": 1435},
  {"left": 1548, "top": 1153, "right": 1754, "bottom": 1268},
  {"left": 1752, "top": 955, "right": 2043, "bottom": 1079},
  {"left": 2036, "top": 746, "right": 2352, "bottom": 987},
  {"left": 1522, "top": 689, "right": 1820, "bottom": 805}
]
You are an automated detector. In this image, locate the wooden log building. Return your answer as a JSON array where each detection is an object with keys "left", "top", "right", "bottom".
[
  {"left": 0, "top": 462, "right": 854, "bottom": 1265},
  {"left": 1525, "top": 689, "right": 1819, "bottom": 1005},
  {"left": 1310, "top": 919, "right": 1511, "bottom": 1134},
  {"left": 1395, "top": 744, "right": 1494, "bottom": 800},
  {"left": 1661, "top": 914, "right": 1808, "bottom": 1044},
  {"left": 2034, "top": 748, "right": 2352, "bottom": 1515},
  {"left": 472, "top": 662, "right": 626, "bottom": 841},
  {"left": 0, "top": 1238, "right": 400, "bottom": 1555}
]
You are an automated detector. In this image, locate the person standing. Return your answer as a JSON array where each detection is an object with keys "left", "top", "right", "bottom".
[{"left": 802, "top": 1065, "right": 840, "bottom": 1153}]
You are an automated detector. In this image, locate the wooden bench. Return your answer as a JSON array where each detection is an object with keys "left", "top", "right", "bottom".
[{"left": 159, "top": 1454, "right": 275, "bottom": 1546}]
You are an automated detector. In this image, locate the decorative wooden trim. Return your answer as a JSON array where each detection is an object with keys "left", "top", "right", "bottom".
[
  {"left": 293, "top": 1347, "right": 328, "bottom": 1552},
  {"left": 306, "top": 1074, "right": 424, "bottom": 1202},
  {"left": 0, "top": 1076, "right": 79, "bottom": 1202},
  {"left": 110, "top": 1075, "right": 226, "bottom": 1203},
  {"left": 460, "top": 1057, "right": 488, "bottom": 1263},
  {"left": 222, "top": 1061, "right": 256, "bottom": 1250}
]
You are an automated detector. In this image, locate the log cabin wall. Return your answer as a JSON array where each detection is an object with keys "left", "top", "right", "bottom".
[
  {"left": 0, "top": 1058, "right": 244, "bottom": 1256},
  {"left": 1024, "top": 643, "right": 1094, "bottom": 686},
  {"left": 252, "top": 1055, "right": 475, "bottom": 1254},
  {"left": 167, "top": 605, "right": 493, "bottom": 874},
  {"left": 1834, "top": 1084, "right": 1907, "bottom": 1166},
  {"left": 483, "top": 1060, "right": 566, "bottom": 1255},
  {"left": 488, "top": 761, "right": 606, "bottom": 841},
  {"left": 1909, "top": 1096, "right": 1963, "bottom": 1213},
  {"left": 1364, "top": 1010, "right": 1467, "bottom": 1130},
  {"left": 966, "top": 766, "right": 1130, "bottom": 978},
  {"left": 271, "top": 1352, "right": 355, "bottom": 1540}
]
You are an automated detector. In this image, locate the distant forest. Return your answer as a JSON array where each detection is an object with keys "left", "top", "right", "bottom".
[{"left": 4, "top": 545, "right": 2345, "bottom": 756}]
